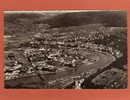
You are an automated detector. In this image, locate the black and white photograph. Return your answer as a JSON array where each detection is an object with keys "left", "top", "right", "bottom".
[{"left": 4, "top": 10, "right": 127, "bottom": 89}]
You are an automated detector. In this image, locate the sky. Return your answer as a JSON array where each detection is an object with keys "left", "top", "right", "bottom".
[{"left": 4, "top": 10, "right": 123, "bottom": 14}]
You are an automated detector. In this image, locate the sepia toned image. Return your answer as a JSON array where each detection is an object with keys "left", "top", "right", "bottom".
[{"left": 4, "top": 10, "right": 127, "bottom": 89}]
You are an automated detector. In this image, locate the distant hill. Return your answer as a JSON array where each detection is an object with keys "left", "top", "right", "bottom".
[
  {"left": 4, "top": 13, "right": 43, "bottom": 24},
  {"left": 4, "top": 11, "right": 127, "bottom": 28},
  {"left": 4, "top": 11, "right": 127, "bottom": 36},
  {"left": 41, "top": 11, "right": 127, "bottom": 27}
]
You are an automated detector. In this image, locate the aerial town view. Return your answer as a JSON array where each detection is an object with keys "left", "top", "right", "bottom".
[{"left": 4, "top": 10, "right": 127, "bottom": 89}]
